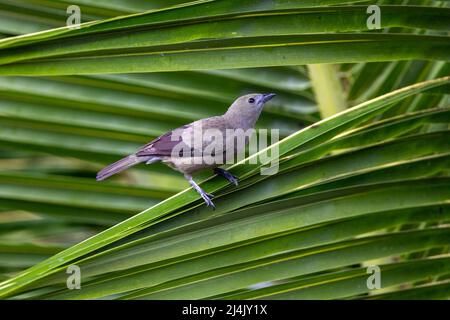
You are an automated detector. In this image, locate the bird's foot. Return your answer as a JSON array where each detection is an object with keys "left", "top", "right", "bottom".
[
  {"left": 214, "top": 168, "right": 239, "bottom": 186},
  {"left": 186, "top": 174, "right": 216, "bottom": 210},
  {"left": 200, "top": 191, "right": 216, "bottom": 209}
]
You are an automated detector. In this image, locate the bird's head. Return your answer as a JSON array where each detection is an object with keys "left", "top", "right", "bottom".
[
  {"left": 225, "top": 93, "right": 276, "bottom": 127},
  {"left": 227, "top": 93, "right": 275, "bottom": 121},
  {"left": 233, "top": 93, "right": 276, "bottom": 112}
]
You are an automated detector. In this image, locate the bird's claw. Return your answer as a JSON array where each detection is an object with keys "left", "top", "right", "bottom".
[
  {"left": 201, "top": 192, "right": 216, "bottom": 209},
  {"left": 214, "top": 168, "right": 239, "bottom": 186},
  {"left": 186, "top": 175, "right": 216, "bottom": 210},
  {"left": 227, "top": 174, "right": 239, "bottom": 186}
]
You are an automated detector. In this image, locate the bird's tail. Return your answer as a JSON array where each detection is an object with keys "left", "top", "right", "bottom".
[{"left": 96, "top": 155, "right": 144, "bottom": 181}]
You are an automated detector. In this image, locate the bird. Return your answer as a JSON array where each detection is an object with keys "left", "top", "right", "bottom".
[{"left": 96, "top": 93, "right": 276, "bottom": 209}]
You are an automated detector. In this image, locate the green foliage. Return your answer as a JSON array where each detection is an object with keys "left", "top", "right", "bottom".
[{"left": 0, "top": 0, "right": 448, "bottom": 300}]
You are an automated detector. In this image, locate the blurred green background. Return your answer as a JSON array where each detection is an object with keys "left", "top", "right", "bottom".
[{"left": 0, "top": 0, "right": 448, "bottom": 299}]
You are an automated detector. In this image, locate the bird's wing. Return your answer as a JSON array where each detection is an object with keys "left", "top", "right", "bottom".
[
  {"left": 135, "top": 125, "right": 190, "bottom": 157},
  {"left": 136, "top": 117, "right": 229, "bottom": 158}
]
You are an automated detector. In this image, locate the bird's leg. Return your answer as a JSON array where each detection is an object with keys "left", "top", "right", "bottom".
[
  {"left": 214, "top": 168, "right": 239, "bottom": 186},
  {"left": 185, "top": 174, "right": 215, "bottom": 209}
]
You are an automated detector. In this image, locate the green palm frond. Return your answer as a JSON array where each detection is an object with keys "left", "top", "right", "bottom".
[{"left": 0, "top": 0, "right": 448, "bottom": 300}]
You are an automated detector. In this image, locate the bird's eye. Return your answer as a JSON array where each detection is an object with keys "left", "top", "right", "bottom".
[{"left": 248, "top": 98, "right": 255, "bottom": 104}]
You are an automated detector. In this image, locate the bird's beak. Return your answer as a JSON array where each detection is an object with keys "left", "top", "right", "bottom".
[{"left": 262, "top": 93, "right": 276, "bottom": 103}]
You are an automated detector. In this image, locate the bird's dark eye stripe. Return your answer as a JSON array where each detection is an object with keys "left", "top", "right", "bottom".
[{"left": 248, "top": 98, "right": 255, "bottom": 103}]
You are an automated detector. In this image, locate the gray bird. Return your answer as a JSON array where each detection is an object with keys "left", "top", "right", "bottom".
[{"left": 96, "top": 93, "right": 276, "bottom": 208}]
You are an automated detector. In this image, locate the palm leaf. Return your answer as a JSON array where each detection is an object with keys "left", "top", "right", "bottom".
[
  {"left": 0, "top": 0, "right": 448, "bottom": 300},
  {"left": 0, "top": 76, "right": 448, "bottom": 298}
]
